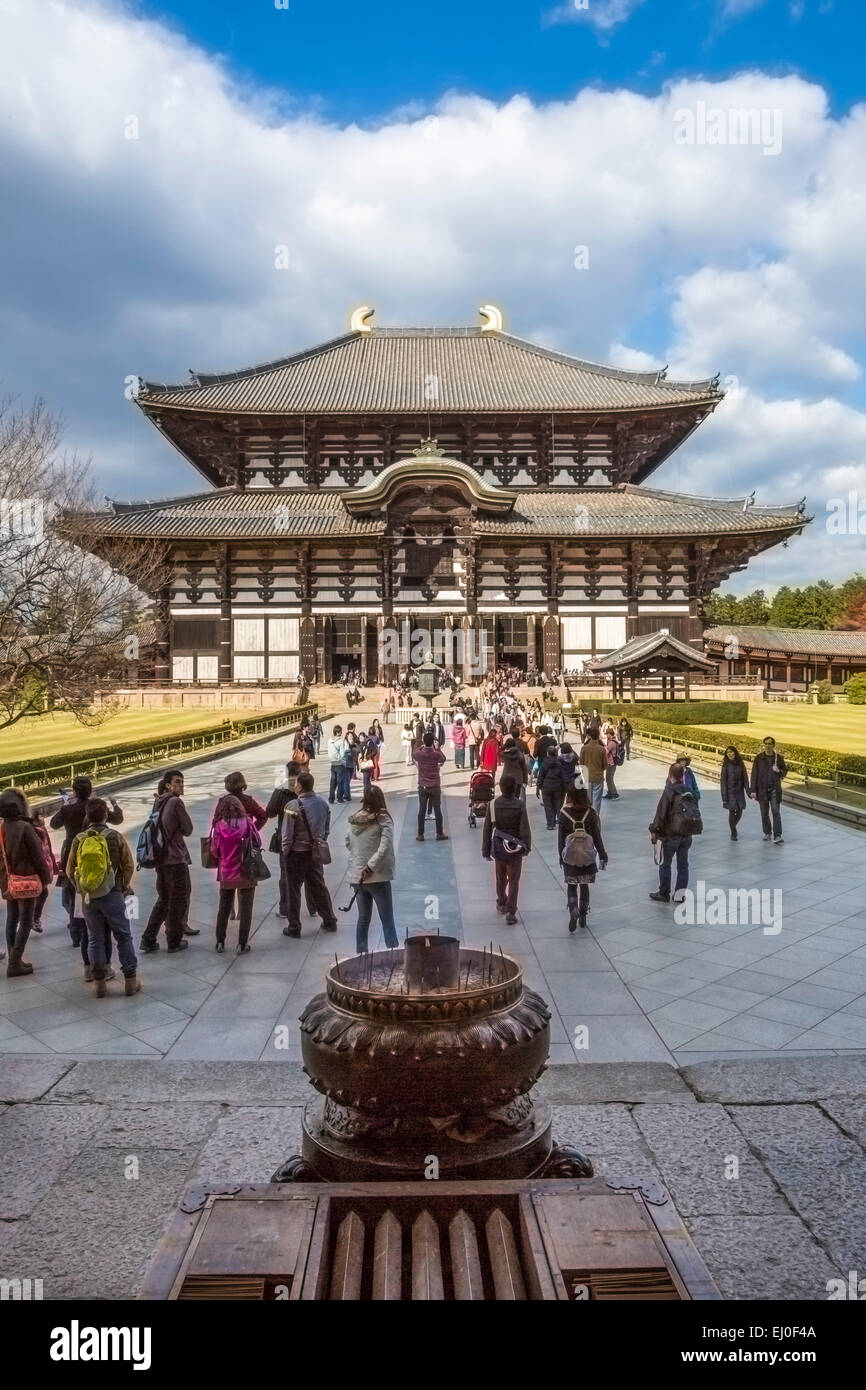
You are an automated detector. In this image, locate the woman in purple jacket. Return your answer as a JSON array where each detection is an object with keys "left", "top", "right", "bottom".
[{"left": 209, "top": 794, "right": 260, "bottom": 954}]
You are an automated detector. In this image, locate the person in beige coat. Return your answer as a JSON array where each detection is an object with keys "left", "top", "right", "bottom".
[{"left": 345, "top": 785, "right": 398, "bottom": 952}]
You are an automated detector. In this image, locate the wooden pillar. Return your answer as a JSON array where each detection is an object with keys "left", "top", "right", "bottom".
[
  {"left": 219, "top": 545, "right": 232, "bottom": 684},
  {"left": 684, "top": 670, "right": 690, "bottom": 701},
  {"left": 154, "top": 584, "right": 171, "bottom": 685},
  {"left": 360, "top": 616, "right": 369, "bottom": 684},
  {"left": 629, "top": 673, "right": 636, "bottom": 703}
]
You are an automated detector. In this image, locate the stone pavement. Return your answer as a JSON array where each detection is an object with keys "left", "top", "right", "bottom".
[
  {"left": 1, "top": 1055, "right": 864, "bottom": 1300},
  {"left": 1, "top": 707, "right": 865, "bottom": 1063}
]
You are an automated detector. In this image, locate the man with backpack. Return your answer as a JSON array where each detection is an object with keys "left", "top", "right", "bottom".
[
  {"left": 481, "top": 774, "right": 531, "bottom": 924},
  {"left": 68, "top": 798, "right": 139, "bottom": 997},
  {"left": 51, "top": 776, "right": 123, "bottom": 951},
  {"left": 648, "top": 761, "right": 702, "bottom": 904},
  {"left": 138, "top": 770, "right": 193, "bottom": 954}
]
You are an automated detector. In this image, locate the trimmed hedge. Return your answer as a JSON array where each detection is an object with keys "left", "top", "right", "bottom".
[
  {"left": 0, "top": 704, "right": 318, "bottom": 784},
  {"left": 630, "top": 716, "right": 866, "bottom": 779},
  {"left": 575, "top": 699, "right": 749, "bottom": 725}
]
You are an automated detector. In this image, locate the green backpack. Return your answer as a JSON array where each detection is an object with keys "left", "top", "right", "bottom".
[{"left": 74, "top": 828, "right": 114, "bottom": 902}]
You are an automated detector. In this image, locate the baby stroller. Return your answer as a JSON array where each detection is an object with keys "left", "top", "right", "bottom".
[{"left": 468, "top": 769, "right": 495, "bottom": 828}]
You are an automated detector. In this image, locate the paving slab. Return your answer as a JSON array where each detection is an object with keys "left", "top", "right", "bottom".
[
  {"left": 683, "top": 1056, "right": 866, "bottom": 1104},
  {"left": 48, "top": 1059, "right": 314, "bottom": 1105},
  {"left": 685, "top": 1215, "right": 841, "bottom": 1301},
  {"left": 0, "top": 1058, "right": 75, "bottom": 1102}
]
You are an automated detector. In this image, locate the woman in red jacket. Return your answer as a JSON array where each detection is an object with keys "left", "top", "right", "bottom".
[
  {"left": 479, "top": 726, "right": 501, "bottom": 773},
  {"left": 222, "top": 771, "right": 267, "bottom": 828},
  {"left": 209, "top": 794, "right": 261, "bottom": 954}
]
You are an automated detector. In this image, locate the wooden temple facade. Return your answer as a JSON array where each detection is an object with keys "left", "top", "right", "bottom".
[{"left": 74, "top": 312, "right": 810, "bottom": 686}]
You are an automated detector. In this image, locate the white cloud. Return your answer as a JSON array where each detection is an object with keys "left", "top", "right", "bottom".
[
  {"left": 545, "top": 0, "right": 647, "bottom": 33},
  {"left": 666, "top": 263, "right": 860, "bottom": 385},
  {"left": 0, "top": 0, "right": 864, "bottom": 589},
  {"left": 608, "top": 343, "right": 666, "bottom": 372}
]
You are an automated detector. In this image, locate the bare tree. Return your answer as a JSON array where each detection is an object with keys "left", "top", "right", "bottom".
[{"left": 0, "top": 396, "right": 169, "bottom": 732}]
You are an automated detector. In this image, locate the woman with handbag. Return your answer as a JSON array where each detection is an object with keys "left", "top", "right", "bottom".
[
  {"left": 209, "top": 794, "right": 263, "bottom": 954},
  {"left": 358, "top": 736, "right": 379, "bottom": 795},
  {"left": 345, "top": 785, "right": 398, "bottom": 953},
  {"left": 0, "top": 789, "right": 52, "bottom": 976}
]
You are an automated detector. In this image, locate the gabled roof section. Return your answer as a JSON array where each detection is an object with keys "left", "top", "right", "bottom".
[
  {"left": 342, "top": 448, "right": 516, "bottom": 516},
  {"left": 137, "top": 326, "right": 723, "bottom": 416},
  {"left": 591, "top": 630, "right": 719, "bottom": 672}
]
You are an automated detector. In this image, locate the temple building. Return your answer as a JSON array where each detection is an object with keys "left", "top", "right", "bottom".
[{"left": 73, "top": 309, "right": 810, "bottom": 685}]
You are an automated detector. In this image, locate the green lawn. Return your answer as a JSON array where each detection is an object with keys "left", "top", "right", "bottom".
[
  {"left": 0, "top": 707, "right": 271, "bottom": 767},
  {"left": 701, "top": 702, "right": 866, "bottom": 756}
]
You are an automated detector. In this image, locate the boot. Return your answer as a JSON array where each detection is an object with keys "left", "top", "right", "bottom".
[
  {"left": 94, "top": 974, "right": 107, "bottom": 998},
  {"left": 124, "top": 974, "right": 141, "bottom": 997},
  {"left": 83, "top": 965, "right": 94, "bottom": 982},
  {"left": 7, "top": 948, "right": 34, "bottom": 977}
]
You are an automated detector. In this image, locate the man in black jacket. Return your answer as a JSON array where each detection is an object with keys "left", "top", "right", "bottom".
[
  {"left": 266, "top": 761, "right": 315, "bottom": 920},
  {"left": 536, "top": 749, "right": 565, "bottom": 829},
  {"left": 648, "top": 763, "right": 697, "bottom": 904},
  {"left": 750, "top": 737, "right": 787, "bottom": 843},
  {"left": 482, "top": 775, "right": 531, "bottom": 924}
]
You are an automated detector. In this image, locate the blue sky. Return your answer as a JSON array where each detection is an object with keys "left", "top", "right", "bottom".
[
  {"left": 1, "top": 0, "right": 865, "bottom": 591},
  {"left": 138, "top": 0, "right": 858, "bottom": 124}
]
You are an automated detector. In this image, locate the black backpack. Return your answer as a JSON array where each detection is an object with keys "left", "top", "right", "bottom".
[{"left": 668, "top": 789, "right": 703, "bottom": 837}]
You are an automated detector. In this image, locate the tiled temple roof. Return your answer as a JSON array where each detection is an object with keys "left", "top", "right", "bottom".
[
  {"left": 138, "top": 328, "right": 722, "bottom": 415},
  {"left": 704, "top": 626, "right": 866, "bottom": 657},
  {"left": 72, "top": 484, "right": 805, "bottom": 542}
]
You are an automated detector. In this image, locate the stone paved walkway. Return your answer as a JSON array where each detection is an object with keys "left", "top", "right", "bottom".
[
  {"left": 2, "top": 710, "right": 865, "bottom": 1063},
  {"left": 1, "top": 1055, "right": 864, "bottom": 1301}
]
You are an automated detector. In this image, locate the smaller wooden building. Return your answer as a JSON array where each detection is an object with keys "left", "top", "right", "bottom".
[
  {"left": 588, "top": 629, "right": 719, "bottom": 701},
  {"left": 703, "top": 626, "right": 866, "bottom": 692}
]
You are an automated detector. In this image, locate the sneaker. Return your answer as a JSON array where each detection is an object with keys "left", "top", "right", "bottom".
[
  {"left": 167, "top": 940, "right": 189, "bottom": 953},
  {"left": 124, "top": 975, "right": 141, "bottom": 997},
  {"left": 774, "top": 836, "right": 784, "bottom": 844},
  {"left": 183, "top": 926, "right": 201, "bottom": 936},
  {"left": 672, "top": 890, "right": 687, "bottom": 904},
  {"left": 435, "top": 833, "right": 449, "bottom": 841},
  {"left": 276, "top": 910, "right": 288, "bottom": 919},
  {"left": 649, "top": 891, "right": 671, "bottom": 903},
  {"left": 283, "top": 927, "right": 301, "bottom": 938},
  {"left": 416, "top": 834, "right": 425, "bottom": 842},
  {"left": 32, "top": 921, "right": 43, "bottom": 933},
  {"left": 505, "top": 913, "right": 518, "bottom": 924},
  {"left": 215, "top": 941, "right": 225, "bottom": 953},
  {"left": 763, "top": 834, "right": 772, "bottom": 842},
  {"left": 496, "top": 903, "right": 506, "bottom": 914},
  {"left": 236, "top": 943, "right": 251, "bottom": 954},
  {"left": 321, "top": 921, "right": 338, "bottom": 933},
  {"left": 139, "top": 940, "right": 159, "bottom": 953}
]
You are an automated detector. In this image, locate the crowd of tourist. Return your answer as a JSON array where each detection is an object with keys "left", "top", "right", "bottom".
[{"left": 0, "top": 692, "right": 792, "bottom": 985}]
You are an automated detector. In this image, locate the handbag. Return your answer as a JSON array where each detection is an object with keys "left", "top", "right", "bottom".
[
  {"left": 489, "top": 808, "right": 527, "bottom": 863},
  {"left": 299, "top": 805, "right": 331, "bottom": 865},
  {"left": 241, "top": 826, "right": 271, "bottom": 883},
  {"left": 0, "top": 825, "right": 44, "bottom": 900}
]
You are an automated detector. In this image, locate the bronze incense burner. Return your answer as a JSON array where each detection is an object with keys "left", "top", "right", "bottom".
[{"left": 274, "top": 937, "right": 592, "bottom": 1183}]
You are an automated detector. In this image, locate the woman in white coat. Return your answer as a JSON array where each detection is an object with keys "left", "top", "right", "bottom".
[{"left": 345, "top": 784, "right": 398, "bottom": 952}]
